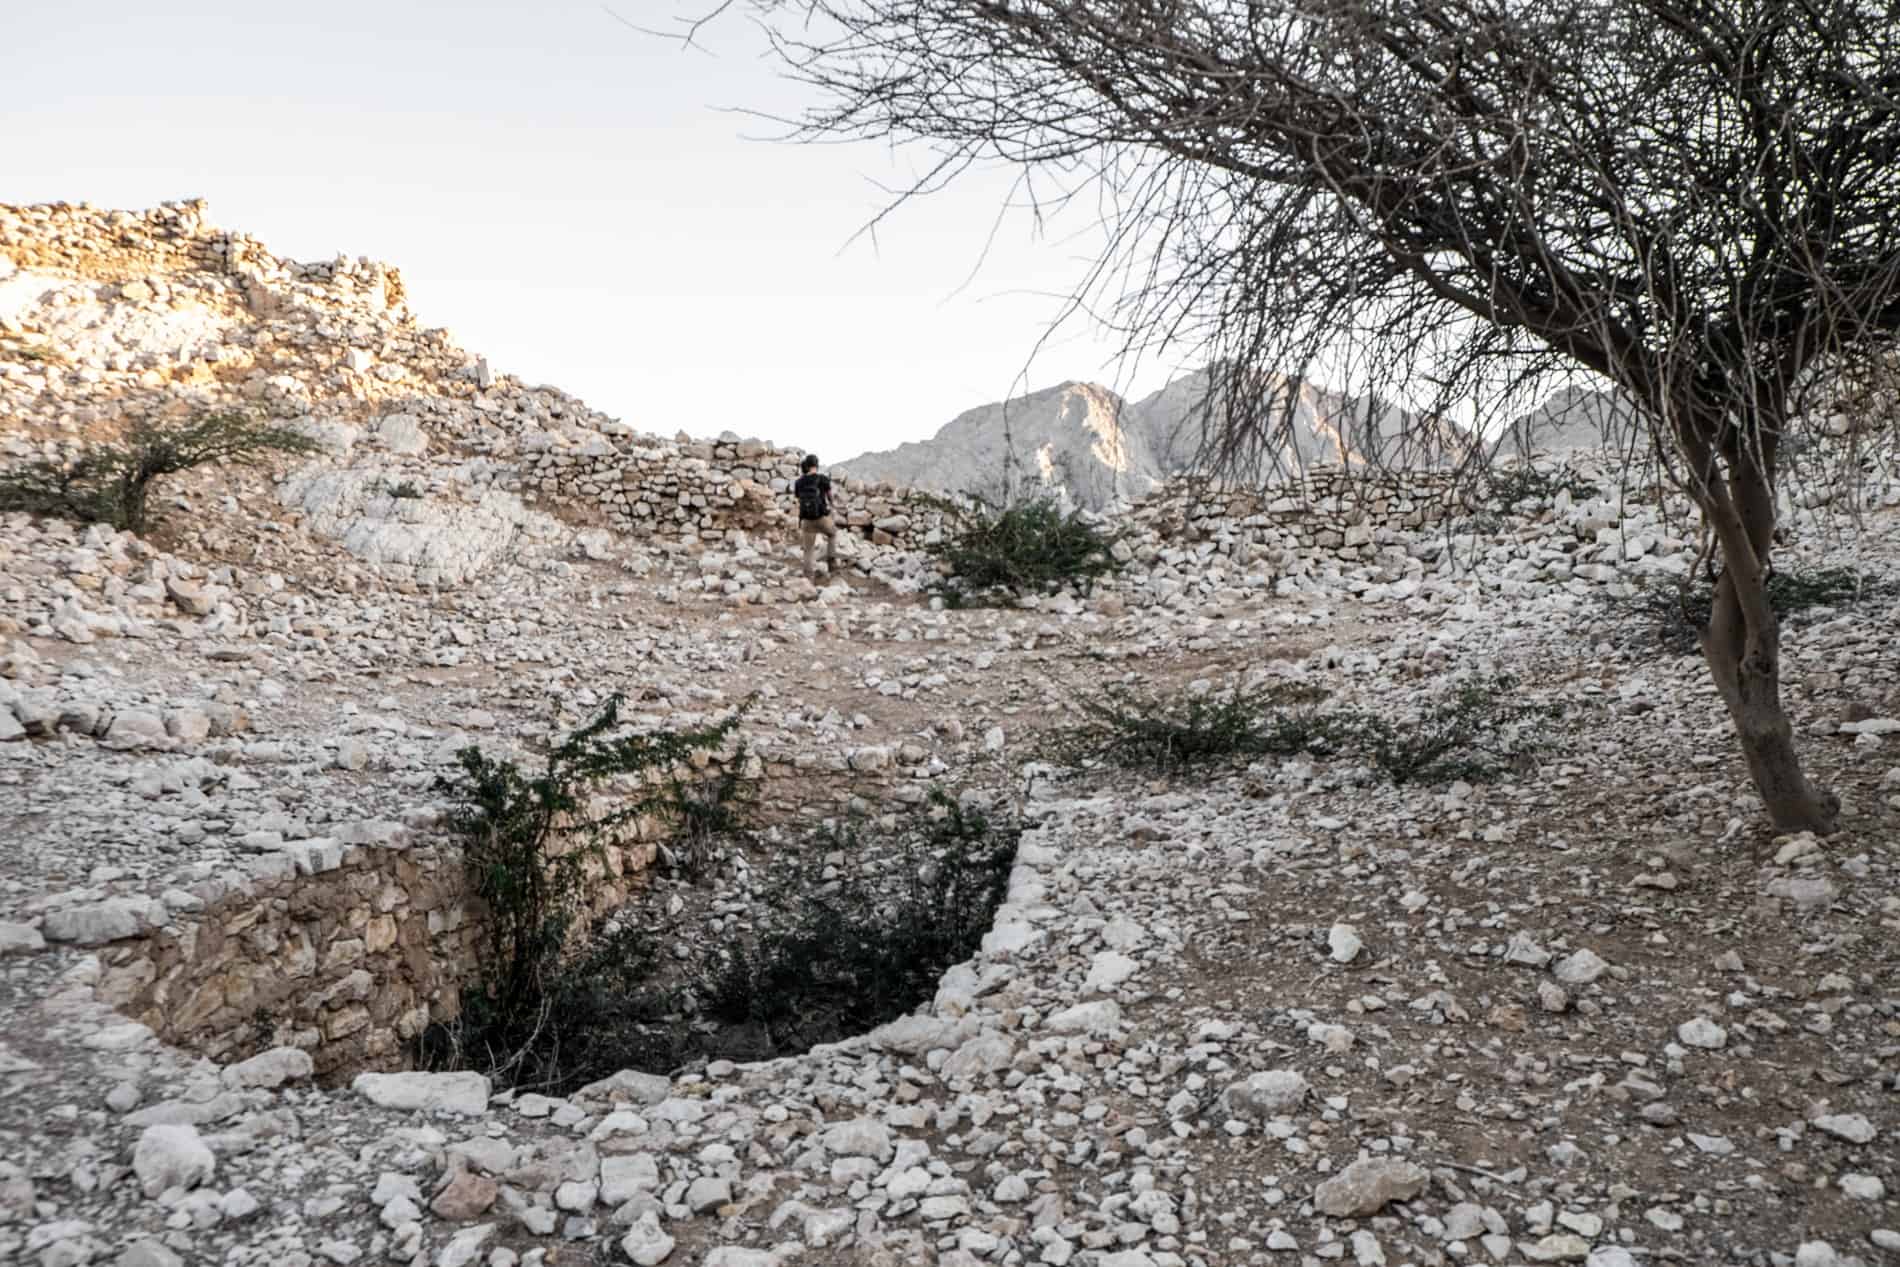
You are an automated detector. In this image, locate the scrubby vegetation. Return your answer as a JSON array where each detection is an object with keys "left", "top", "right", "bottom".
[
  {"left": 1608, "top": 565, "right": 1900, "bottom": 655},
  {"left": 1313, "top": 675, "right": 1564, "bottom": 785},
  {"left": 425, "top": 700, "right": 1017, "bottom": 1092},
  {"left": 426, "top": 696, "right": 745, "bottom": 1085},
  {"left": 923, "top": 492, "right": 1121, "bottom": 607},
  {"left": 1046, "top": 680, "right": 1330, "bottom": 773},
  {"left": 658, "top": 751, "right": 752, "bottom": 881},
  {"left": 1050, "top": 674, "right": 1560, "bottom": 786},
  {"left": 0, "top": 333, "right": 57, "bottom": 364},
  {"left": 1455, "top": 464, "right": 1603, "bottom": 535},
  {"left": 0, "top": 410, "right": 318, "bottom": 533}
]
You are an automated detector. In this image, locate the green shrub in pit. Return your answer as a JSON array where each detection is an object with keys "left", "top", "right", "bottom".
[{"left": 423, "top": 695, "right": 743, "bottom": 1087}]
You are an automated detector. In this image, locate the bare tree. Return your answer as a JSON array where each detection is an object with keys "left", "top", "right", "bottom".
[{"left": 704, "top": 0, "right": 1900, "bottom": 832}]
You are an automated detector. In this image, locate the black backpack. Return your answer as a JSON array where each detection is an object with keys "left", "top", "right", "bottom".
[{"left": 796, "top": 475, "right": 829, "bottom": 520}]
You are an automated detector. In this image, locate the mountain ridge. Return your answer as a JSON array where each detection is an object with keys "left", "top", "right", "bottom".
[{"left": 842, "top": 369, "right": 1613, "bottom": 509}]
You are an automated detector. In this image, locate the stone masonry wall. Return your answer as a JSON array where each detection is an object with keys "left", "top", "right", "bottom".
[
  {"left": 77, "top": 739, "right": 920, "bottom": 1082},
  {"left": 1130, "top": 468, "right": 1472, "bottom": 561},
  {"left": 520, "top": 431, "right": 951, "bottom": 549},
  {"left": 89, "top": 818, "right": 663, "bottom": 1082},
  {"left": 524, "top": 428, "right": 1477, "bottom": 562}
]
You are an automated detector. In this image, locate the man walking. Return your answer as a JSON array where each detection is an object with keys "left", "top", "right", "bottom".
[{"left": 792, "top": 454, "right": 843, "bottom": 580}]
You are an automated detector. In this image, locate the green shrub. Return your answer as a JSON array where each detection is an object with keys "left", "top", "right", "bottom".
[
  {"left": 1050, "top": 674, "right": 1560, "bottom": 786},
  {"left": 1046, "top": 680, "right": 1331, "bottom": 772},
  {"left": 1609, "top": 566, "right": 1900, "bottom": 655},
  {"left": 0, "top": 335, "right": 56, "bottom": 364},
  {"left": 425, "top": 695, "right": 744, "bottom": 1086},
  {"left": 1309, "top": 675, "right": 1562, "bottom": 785},
  {"left": 659, "top": 751, "right": 752, "bottom": 880},
  {"left": 0, "top": 410, "right": 319, "bottom": 534},
  {"left": 424, "top": 777, "right": 1015, "bottom": 1090},
  {"left": 422, "top": 692, "right": 1015, "bottom": 1091},
  {"left": 925, "top": 493, "right": 1122, "bottom": 607}
]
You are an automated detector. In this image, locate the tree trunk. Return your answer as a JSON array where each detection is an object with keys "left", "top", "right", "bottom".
[
  {"left": 1697, "top": 448, "right": 1841, "bottom": 834},
  {"left": 1700, "top": 590, "right": 1840, "bottom": 832}
]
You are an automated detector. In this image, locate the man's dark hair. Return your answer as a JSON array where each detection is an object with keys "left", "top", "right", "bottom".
[{"left": 801, "top": 455, "right": 819, "bottom": 473}]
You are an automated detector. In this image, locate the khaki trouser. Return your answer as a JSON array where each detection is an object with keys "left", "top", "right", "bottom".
[{"left": 800, "top": 515, "right": 838, "bottom": 578}]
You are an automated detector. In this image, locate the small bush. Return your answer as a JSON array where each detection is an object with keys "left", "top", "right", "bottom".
[
  {"left": 1310, "top": 675, "right": 1562, "bottom": 785},
  {"left": 426, "top": 695, "right": 745, "bottom": 1086},
  {"left": 1456, "top": 511, "right": 1504, "bottom": 537},
  {"left": 925, "top": 493, "right": 1122, "bottom": 607},
  {"left": 1050, "top": 675, "right": 1559, "bottom": 786},
  {"left": 1609, "top": 566, "right": 1900, "bottom": 655},
  {"left": 1046, "top": 680, "right": 1331, "bottom": 772},
  {"left": 0, "top": 410, "right": 319, "bottom": 534},
  {"left": 375, "top": 477, "right": 424, "bottom": 499}
]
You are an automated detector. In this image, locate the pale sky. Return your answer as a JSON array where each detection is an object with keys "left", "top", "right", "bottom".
[{"left": 3, "top": 1, "right": 1185, "bottom": 459}]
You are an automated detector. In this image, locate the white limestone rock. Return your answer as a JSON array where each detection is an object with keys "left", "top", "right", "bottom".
[
  {"left": 1083, "top": 950, "right": 1140, "bottom": 993},
  {"left": 1220, "top": 1070, "right": 1310, "bottom": 1120},
  {"left": 1553, "top": 948, "right": 1609, "bottom": 985},
  {"left": 351, "top": 1071, "right": 491, "bottom": 1117},
  {"left": 1814, "top": 1113, "right": 1876, "bottom": 1145},
  {"left": 221, "top": 1047, "right": 315, "bottom": 1090},
  {"left": 620, "top": 1214, "right": 675, "bottom": 1265},
  {"left": 133, "top": 1124, "right": 215, "bottom": 1197},
  {"left": 821, "top": 1118, "right": 893, "bottom": 1162},
  {"left": 0, "top": 922, "right": 45, "bottom": 956},
  {"left": 1677, "top": 1017, "right": 1728, "bottom": 1050},
  {"left": 1312, "top": 1158, "right": 1430, "bottom": 1217},
  {"left": 1044, "top": 999, "right": 1122, "bottom": 1035},
  {"left": 376, "top": 413, "right": 428, "bottom": 455},
  {"left": 599, "top": 1154, "right": 660, "bottom": 1206},
  {"left": 41, "top": 897, "right": 169, "bottom": 945}
]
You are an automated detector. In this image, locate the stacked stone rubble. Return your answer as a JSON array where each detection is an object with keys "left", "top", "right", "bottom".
[{"left": 0, "top": 199, "right": 406, "bottom": 312}]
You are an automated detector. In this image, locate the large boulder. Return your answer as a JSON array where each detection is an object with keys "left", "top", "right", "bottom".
[
  {"left": 220, "top": 1047, "right": 314, "bottom": 1091},
  {"left": 277, "top": 467, "right": 553, "bottom": 587}
]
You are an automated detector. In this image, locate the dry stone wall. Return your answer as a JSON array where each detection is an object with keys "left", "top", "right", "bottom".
[
  {"left": 85, "top": 818, "right": 664, "bottom": 1082},
  {"left": 66, "top": 736, "right": 926, "bottom": 1082},
  {"left": 525, "top": 425, "right": 1477, "bottom": 565},
  {"left": 1129, "top": 468, "right": 1471, "bottom": 559},
  {"left": 521, "top": 431, "right": 951, "bottom": 549}
]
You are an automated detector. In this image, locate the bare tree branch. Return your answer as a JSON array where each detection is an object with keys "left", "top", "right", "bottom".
[{"left": 701, "top": 0, "right": 1900, "bottom": 832}]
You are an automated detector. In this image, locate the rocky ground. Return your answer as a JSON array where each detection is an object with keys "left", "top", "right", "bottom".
[
  {"left": 3, "top": 456, "right": 1897, "bottom": 1267},
  {"left": 3, "top": 207, "right": 1899, "bottom": 1267}
]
